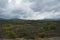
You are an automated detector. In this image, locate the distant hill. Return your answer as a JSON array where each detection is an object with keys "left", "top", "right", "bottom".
[{"left": 0, "top": 18, "right": 60, "bottom": 21}]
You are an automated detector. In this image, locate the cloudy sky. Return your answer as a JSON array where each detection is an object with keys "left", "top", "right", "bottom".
[{"left": 0, "top": 0, "right": 60, "bottom": 20}]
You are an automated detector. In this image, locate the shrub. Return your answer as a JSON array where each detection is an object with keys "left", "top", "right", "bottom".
[
  {"left": 43, "top": 27, "right": 49, "bottom": 31},
  {"left": 19, "top": 32, "right": 28, "bottom": 38},
  {"left": 50, "top": 26, "right": 56, "bottom": 30},
  {"left": 6, "top": 31, "right": 17, "bottom": 38},
  {"left": 39, "top": 32, "right": 46, "bottom": 38}
]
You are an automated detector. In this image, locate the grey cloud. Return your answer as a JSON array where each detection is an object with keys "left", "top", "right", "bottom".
[
  {"left": 0, "top": 0, "right": 60, "bottom": 20},
  {"left": 31, "top": 0, "right": 60, "bottom": 12},
  {"left": 0, "top": 0, "right": 8, "bottom": 8}
]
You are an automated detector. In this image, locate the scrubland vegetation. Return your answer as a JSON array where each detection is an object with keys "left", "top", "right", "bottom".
[{"left": 0, "top": 20, "right": 60, "bottom": 40}]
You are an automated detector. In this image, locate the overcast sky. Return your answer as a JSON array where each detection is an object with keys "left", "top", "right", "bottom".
[{"left": 0, "top": 0, "right": 60, "bottom": 20}]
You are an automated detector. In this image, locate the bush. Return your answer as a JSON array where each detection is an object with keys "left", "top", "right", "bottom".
[
  {"left": 6, "top": 31, "right": 17, "bottom": 38},
  {"left": 43, "top": 27, "right": 49, "bottom": 31},
  {"left": 50, "top": 26, "right": 56, "bottom": 30},
  {"left": 39, "top": 32, "right": 46, "bottom": 38},
  {"left": 19, "top": 32, "right": 28, "bottom": 38}
]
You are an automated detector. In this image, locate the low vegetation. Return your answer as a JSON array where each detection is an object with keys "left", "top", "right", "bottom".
[{"left": 0, "top": 20, "right": 60, "bottom": 39}]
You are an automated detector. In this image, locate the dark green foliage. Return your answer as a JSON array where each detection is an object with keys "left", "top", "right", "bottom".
[
  {"left": 19, "top": 32, "right": 28, "bottom": 38},
  {"left": 39, "top": 32, "right": 46, "bottom": 38},
  {"left": 49, "top": 26, "right": 56, "bottom": 30},
  {"left": 43, "top": 27, "right": 49, "bottom": 31},
  {"left": 6, "top": 31, "right": 17, "bottom": 38}
]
